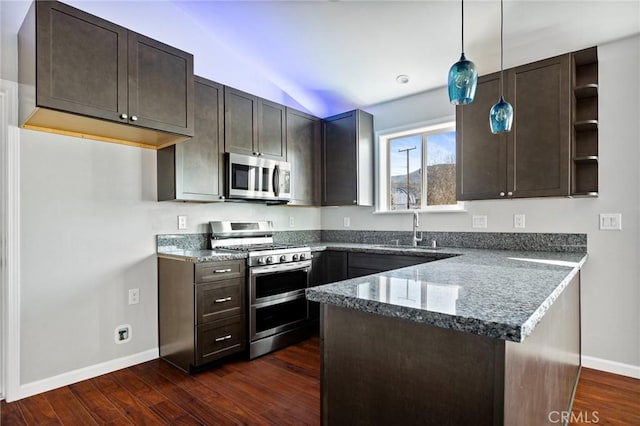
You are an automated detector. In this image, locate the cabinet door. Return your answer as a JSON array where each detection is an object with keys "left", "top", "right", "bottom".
[
  {"left": 507, "top": 55, "right": 571, "bottom": 197},
  {"left": 322, "top": 111, "right": 358, "bottom": 205},
  {"left": 128, "top": 32, "right": 194, "bottom": 136},
  {"left": 456, "top": 73, "right": 508, "bottom": 200},
  {"left": 224, "top": 87, "right": 258, "bottom": 155},
  {"left": 323, "top": 251, "right": 348, "bottom": 284},
  {"left": 287, "top": 108, "right": 321, "bottom": 205},
  {"left": 258, "top": 99, "right": 287, "bottom": 160},
  {"left": 35, "top": 1, "right": 128, "bottom": 122},
  {"left": 158, "top": 77, "right": 225, "bottom": 202}
]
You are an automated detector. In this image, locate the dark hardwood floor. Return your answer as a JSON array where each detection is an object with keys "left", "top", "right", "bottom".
[
  {"left": 2, "top": 337, "right": 638, "bottom": 425},
  {"left": 570, "top": 367, "right": 640, "bottom": 426},
  {"left": 1, "top": 337, "right": 320, "bottom": 425}
]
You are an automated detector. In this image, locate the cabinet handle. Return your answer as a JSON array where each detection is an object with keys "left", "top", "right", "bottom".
[
  {"left": 130, "top": 115, "right": 138, "bottom": 122},
  {"left": 353, "top": 200, "right": 357, "bottom": 204},
  {"left": 214, "top": 268, "right": 232, "bottom": 273},
  {"left": 252, "top": 152, "right": 258, "bottom": 156},
  {"left": 499, "top": 192, "right": 505, "bottom": 197},
  {"left": 258, "top": 152, "right": 263, "bottom": 157},
  {"left": 214, "top": 297, "right": 232, "bottom": 303},
  {"left": 215, "top": 334, "right": 232, "bottom": 342},
  {"left": 219, "top": 196, "right": 225, "bottom": 200},
  {"left": 119, "top": 113, "right": 128, "bottom": 120},
  {"left": 507, "top": 191, "right": 513, "bottom": 196}
]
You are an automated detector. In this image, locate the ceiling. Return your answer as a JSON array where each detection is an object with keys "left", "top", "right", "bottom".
[{"left": 3, "top": 1, "right": 640, "bottom": 117}]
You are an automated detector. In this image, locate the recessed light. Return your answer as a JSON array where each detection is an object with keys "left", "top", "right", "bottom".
[{"left": 396, "top": 74, "right": 410, "bottom": 84}]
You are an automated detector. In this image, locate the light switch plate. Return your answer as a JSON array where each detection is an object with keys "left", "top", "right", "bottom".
[
  {"left": 599, "top": 213, "right": 622, "bottom": 230},
  {"left": 472, "top": 215, "right": 488, "bottom": 229},
  {"left": 289, "top": 216, "right": 295, "bottom": 228},
  {"left": 514, "top": 214, "right": 526, "bottom": 229},
  {"left": 343, "top": 217, "right": 351, "bottom": 227}
]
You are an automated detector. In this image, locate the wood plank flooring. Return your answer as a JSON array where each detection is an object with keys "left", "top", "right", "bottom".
[{"left": 2, "top": 337, "right": 638, "bottom": 425}]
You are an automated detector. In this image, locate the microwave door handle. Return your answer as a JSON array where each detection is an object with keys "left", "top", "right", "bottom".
[{"left": 273, "top": 164, "right": 280, "bottom": 197}]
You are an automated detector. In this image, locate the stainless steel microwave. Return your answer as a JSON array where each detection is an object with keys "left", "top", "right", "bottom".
[{"left": 226, "top": 153, "right": 291, "bottom": 202}]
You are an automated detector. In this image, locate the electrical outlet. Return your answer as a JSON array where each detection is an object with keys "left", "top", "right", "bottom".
[
  {"left": 514, "top": 214, "right": 526, "bottom": 229},
  {"left": 177, "top": 215, "right": 187, "bottom": 230},
  {"left": 115, "top": 325, "right": 131, "bottom": 344},
  {"left": 128, "top": 288, "right": 139, "bottom": 305},
  {"left": 343, "top": 217, "right": 351, "bottom": 227},
  {"left": 472, "top": 215, "right": 488, "bottom": 229},
  {"left": 599, "top": 213, "right": 622, "bottom": 230},
  {"left": 289, "top": 216, "right": 295, "bottom": 228}
]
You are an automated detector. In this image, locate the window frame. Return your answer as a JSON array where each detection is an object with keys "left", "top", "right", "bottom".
[{"left": 375, "top": 118, "right": 465, "bottom": 214}]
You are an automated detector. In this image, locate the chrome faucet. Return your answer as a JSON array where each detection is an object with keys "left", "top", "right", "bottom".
[{"left": 412, "top": 210, "right": 423, "bottom": 246}]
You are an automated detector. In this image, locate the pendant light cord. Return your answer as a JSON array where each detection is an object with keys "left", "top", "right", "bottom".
[
  {"left": 500, "top": 0, "right": 504, "bottom": 98},
  {"left": 461, "top": 0, "right": 465, "bottom": 54}
]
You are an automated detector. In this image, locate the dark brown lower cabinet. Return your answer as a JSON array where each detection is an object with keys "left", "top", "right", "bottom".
[
  {"left": 346, "top": 252, "right": 432, "bottom": 278},
  {"left": 158, "top": 258, "right": 246, "bottom": 372}
]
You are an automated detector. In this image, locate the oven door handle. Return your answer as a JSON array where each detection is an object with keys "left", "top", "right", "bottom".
[
  {"left": 252, "top": 290, "right": 307, "bottom": 308},
  {"left": 250, "top": 260, "right": 312, "bottom": 275}
]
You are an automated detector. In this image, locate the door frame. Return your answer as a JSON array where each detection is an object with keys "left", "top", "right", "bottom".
[{"left": 1, "top": 79, "right": 21, "bottom": 402}]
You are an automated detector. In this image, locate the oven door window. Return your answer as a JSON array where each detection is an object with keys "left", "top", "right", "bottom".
[
  {"left": 231, "top": 164, "right": 259, "bottom": 191},
  {"left": 261, "top": 166, "right": 272, "bottom": 193},
  {"left": 254, "top": 297, "right": 308, "bottom": 335},
  {"left": 253, "top": 269, "right": 308, "bottom": 301}
]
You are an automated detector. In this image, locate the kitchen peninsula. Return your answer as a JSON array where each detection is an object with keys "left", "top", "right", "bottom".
[{"left": 306, "top": 245, "right": 587, "bottom": 426}]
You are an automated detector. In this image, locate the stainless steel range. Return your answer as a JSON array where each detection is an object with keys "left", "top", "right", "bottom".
[{"left": 210, "top": 221, "right": 313, "bottom": 359}]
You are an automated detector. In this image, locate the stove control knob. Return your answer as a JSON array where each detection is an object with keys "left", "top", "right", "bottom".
[
  {"left": 257, "top": 258, "right": 266, "bottom": 265},
  {"left": 292, "top": 254, "right": 299, "bottom": 261},
  {"left": 266, "top": 256, "right": 274, "bottom": 264},
  {"left": 299, "top": 253, "right": 306, "bottom": 261},
  {"left": 280, "top": 255, "right": 287, "bottom": 262}
]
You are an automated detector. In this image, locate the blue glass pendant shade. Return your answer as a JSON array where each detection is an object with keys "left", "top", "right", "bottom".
[
  {"left": 448, "top": 53, "right": 478, "bottom": 105},
  {"left": 490, "top": 96, "right": 513, "bottom": 133}
]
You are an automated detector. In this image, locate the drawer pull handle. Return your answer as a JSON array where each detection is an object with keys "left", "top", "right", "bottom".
[
  {"left": 214, "top": 297, "right": 232, "bottom": 303},
  {"left": 214, "top": 268, "right": 232, "bottom": 273},
  {"left": 215, "top": 334, "right": 232, "bottom": 342}
]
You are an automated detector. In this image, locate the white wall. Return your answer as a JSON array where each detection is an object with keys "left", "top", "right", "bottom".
[
  {"left": 323, "top": 35, "right": 640, "bottom": 372},
  {"left": 19, "top": 130, "right": 319, "bottom": 384}
]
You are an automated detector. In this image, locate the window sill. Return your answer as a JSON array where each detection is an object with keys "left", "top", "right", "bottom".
[{"left": 373, "top": 204, "right": 467, "bottom": 214}]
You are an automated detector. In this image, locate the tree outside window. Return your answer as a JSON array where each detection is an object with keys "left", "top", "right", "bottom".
[{"left": 388, "top": 128, "right": 456, "bottom": 210}]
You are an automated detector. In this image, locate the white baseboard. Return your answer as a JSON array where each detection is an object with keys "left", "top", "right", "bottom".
[
  {"left": 9, "top": 348, "right": 158, "bottom": 402},
  {"left": 582, "top": 355, "right": 640, "bottom": 379}
]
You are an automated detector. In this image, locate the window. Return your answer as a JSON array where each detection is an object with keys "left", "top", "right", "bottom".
[{"left": 378, "top": 121, "right": 462, "bottom": 212}]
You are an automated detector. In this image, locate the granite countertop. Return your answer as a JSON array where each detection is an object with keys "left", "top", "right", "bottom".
[
  {"left": 157, "top": 249, "right": 247, "bottom": 263},
  {"left": 306, "top": 242, "right": 588, "bottom": 343}
]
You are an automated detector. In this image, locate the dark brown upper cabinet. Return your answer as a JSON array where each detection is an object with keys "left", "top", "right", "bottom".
[
  {"left": 258, "top": 99, "right": 287, "bottom": 161},
  {"left": 286, "top": 108, "right": 321, "bottom": 206},
  {"left": 224, "top": 87, "right": 286, "bottom": 161},
  {"left": 457, "top": 53, "right": 572, "bottom": 200},
  {"left": 322, "top": 109, "right": 374, "bottom": 206},
  {"left": 157, "top": 77, "right": 225, "bottom": 202},
  {"left": 18, "top": 0, "right": 194, "bottom": 149}
]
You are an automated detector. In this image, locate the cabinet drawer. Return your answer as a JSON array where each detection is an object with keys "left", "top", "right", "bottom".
[
  {"left": 195, "top": 316, "right": 244, "bottom": 366},
  {"left": 348, "top": 252, "right": 426, "bottom": 271},
  {"left": 195, "top": 260, "right": 245, "bottom": 283},
  {"left": 196, "top": 278, "right": 244, "bottom": 324}
]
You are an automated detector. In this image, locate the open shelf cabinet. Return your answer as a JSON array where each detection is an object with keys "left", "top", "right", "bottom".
[{"left": 571, "top": 47, "right": 598, "bottom": 197}]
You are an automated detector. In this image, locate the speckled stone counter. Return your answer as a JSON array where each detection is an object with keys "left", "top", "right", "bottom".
[
  {"left": 307, "top": 242, "right": 587, "bottom": 342},
  {"left": 157, "top": 249, "right": 246, "bottom": 263}
]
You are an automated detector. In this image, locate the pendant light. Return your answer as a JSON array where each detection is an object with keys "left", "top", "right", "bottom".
[
  {"left": 489, "top": 0, "right": 513, "bottom": 133},
  {"left": 448, "top": 0, "right": 477, "bottom": 105}
]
